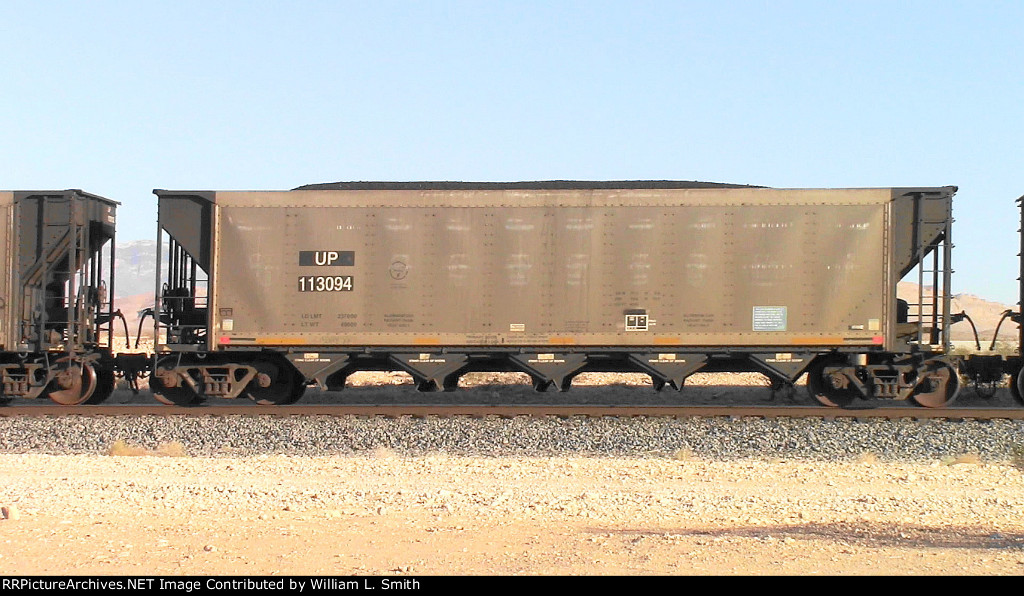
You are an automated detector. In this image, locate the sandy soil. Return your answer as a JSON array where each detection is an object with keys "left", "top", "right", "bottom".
[{"left": 1, "top": 452, "right": 1023, "bottom": 576}]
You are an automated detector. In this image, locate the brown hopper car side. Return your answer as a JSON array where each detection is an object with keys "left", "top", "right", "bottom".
[{"left": 149, "top": 183, "right": 959, "bottom": 408}]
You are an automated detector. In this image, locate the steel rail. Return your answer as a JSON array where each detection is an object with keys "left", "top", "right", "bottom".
[{"left": 1, "top": 404, "right": 1023, "bottom": 420}]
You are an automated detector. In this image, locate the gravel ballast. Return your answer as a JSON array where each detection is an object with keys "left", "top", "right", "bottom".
[{"left": 1, "top": 414, "right": 1022, "bottom": 462}]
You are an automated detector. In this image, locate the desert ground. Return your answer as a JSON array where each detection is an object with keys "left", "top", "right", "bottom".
[{"left": 2, "top": 446, "right": 1023, "bottom": 576}]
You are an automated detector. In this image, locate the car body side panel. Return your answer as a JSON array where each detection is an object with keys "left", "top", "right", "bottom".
[{"left": 207, "top": 187, "right": 896, "bottom": 349}]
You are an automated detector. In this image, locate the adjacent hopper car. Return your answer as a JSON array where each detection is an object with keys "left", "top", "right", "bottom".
[
  {"left": 4, "top": 181, "right": 1015, "bottom": 409},
  {"left": 959, "top": 194, "right": 1024, "bottom": 403},
  {"left": 0, "top": 190, "right": 120, "bottom": 405}
]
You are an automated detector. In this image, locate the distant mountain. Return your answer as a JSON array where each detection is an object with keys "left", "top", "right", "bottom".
[
  {"left": 114, "top": 239, "right": 159, "bottom": 297},
  {"left": 897, "top": 282, "right": 1018, "bottom": 344}
]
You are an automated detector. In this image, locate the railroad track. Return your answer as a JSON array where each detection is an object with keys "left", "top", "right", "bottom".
[{"left": 2, "top": 403, "right": 1023, "bottom": 420}]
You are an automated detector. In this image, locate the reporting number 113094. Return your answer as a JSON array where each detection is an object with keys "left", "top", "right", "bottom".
[{"left": 298, "top": 276, "right": 354, "bottom": 292}]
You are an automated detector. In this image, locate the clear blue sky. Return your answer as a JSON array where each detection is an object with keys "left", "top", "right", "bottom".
[{"left": 2, "top": 1, "right": 1022, "bottom": 303}]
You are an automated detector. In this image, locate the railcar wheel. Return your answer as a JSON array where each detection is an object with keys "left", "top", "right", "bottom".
[
  {"left": 806, "top": 357, "right": 859, "bottom": 408},
  {"left": 150, "top": 367, "right": 203, "bottom": 406},
  {"left": 1012, "top": 368, "right": 1024, "bottom": 406},
  {"left": 47, "top": 363, "right": 98, "bottom": 405},
  {"left": 246, "top": 358, "right": 304, "bottom": 405},
  {"left": 87, "top": 366, "right": 117, "bottom": 404},
  {"left": 911, "top": 359, "right": 961, "bottom": 408}
]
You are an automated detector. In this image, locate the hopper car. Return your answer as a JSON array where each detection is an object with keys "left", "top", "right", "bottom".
[
  {"left": 958, "top": 194, "right": 1024, "bottom": 404},
  {"left": 143, "top": 182, "right": 962, "bottom": 408},
  {"left": 0, "top": 190, "right": 121, "bottom": 405}
]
